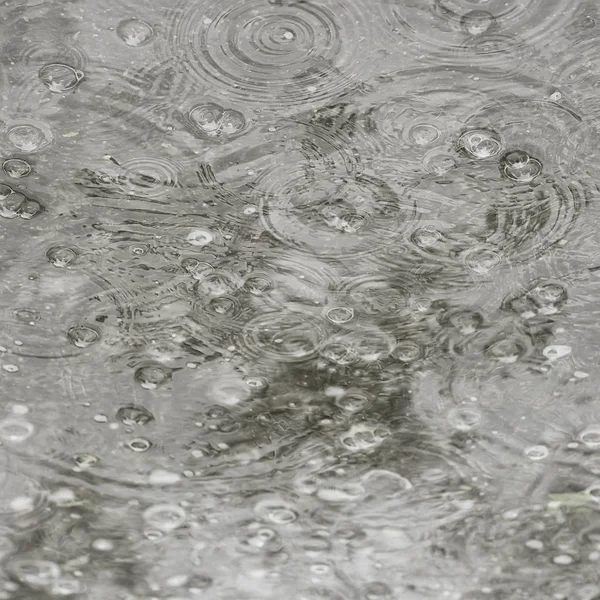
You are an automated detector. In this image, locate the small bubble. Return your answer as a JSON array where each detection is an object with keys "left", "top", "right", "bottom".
[
  {"left": 243, "top": 274, "right": 273, "bottom": 295},
  {"left": 134, "top": 364, "right": 171, "bottom": 389},
  {"left": 503, "top": 150, "right": 530, "bottom": 168},
  {"left": 543, "top": 345, "right": 572, "bottom": 361},
  {"left": 392, "top": 341, "right": 422, "bottom": 363},
  {"left": 461, "top": 246, "right": 501, "bottom": 274},
  {"left": 553, "top": 554, "right": 574, "bottom": 565},
  {"left": 448, "top": 407, "right": 481, "bottom": 431},
  {"left": 19, "top": 198, "right": 43, "bottom": 220},
  {"left": 116, "top": 404, "right": 155, "bottom": 425},
  {"left": 335, "top": 390, "right": 371, "bottom": 413},
  {"left": 92, "top": 538, "right": 114, "bottom": 552},
  {"left": 116, "top": 18, "right": 154, "bottom": 47},
  {"left": 7, "top": 124, "right": 49, "bottom": 153},
  {"left": 0, "top": 418, "right": 34, "bottom": 443},
  {"left": 458, "top": 129, "right": 502, "bottom": 159},
  {"left": 47, "top": 246, "right": 78, "bottom": 268},
  {"left": 408, "top": 123, "right": 441, "bottom": 146},
  {"left": 2, "top": 158, "right": 31, "bottom": 178},
  {"left": 143, "top": 503, "right": 186, "bottom": 531},
  {"left": 73, "top": 453, "right": 100, "bottom": 469},
  {"left": 503, "top": 156, "right": 543, "bottom": 183},
  {"left": 243, "top": 375, "right": 269, "bottom": 391},
  {"left": 126, "top": 437, "right": 152, "bottom": 452},
  {"left": 525, "top": 445, "right": 549, "bottom": 461},
  {"left": 39, "top": 63, "right": 84, "bottom": 93},
  {"left": 2, "top": 364, "right": 19, "bottom": 373},
  {"left": 148, "top": 469, "right": 180, "bottom": 486},
  {"left": 14, "top": 308, "right": 39, "bottom": 323},
  {"left": 580, "top": 426, "right": 600, "bottom": 448},
  {"left": 6, "top": 559, "right": 60, "bottom": 590},
  {"left": 67, "top": 325, "right": 100, "bottom": 348},
  {"left": 461, "top": 10, "right": 496, "bottom": 35},
  {"left": 325, "top": 306, "right": 355, "bottom": 324},
  {"left": 187, "top": 229, "right": 214, "bottom": 246},
  {"left": 412, "top": 226, "right": 442, "bottom": 248},
  {"left": 254, "top": 497, "right": 298, "bottom": 524},
  {"left": 220, "top": 109, "right": 246, "bottom": 135},
  {"left": 525, "top": 539, "right": 544, "bottom": 550}
]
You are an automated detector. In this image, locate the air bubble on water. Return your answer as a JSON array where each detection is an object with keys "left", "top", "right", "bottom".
[
  {"left": 254, "top": 496, "right": 299, "bottom": 524},
  {"left": 49, "top": 488, "right": 76, "bottom": 505},
  {"left": 503, "top": 156, "right": 543, "bottom": 182},
  {"left": 116, "top": 18, "right": 154, "bottom": 47},
  {"left": 461, "top": 10, "right": 496, "bottom": 35},
  {"left": 392, "top": 341, "right": 422, "bottom": 362},
  {"left": 325, "top": 306, "right": 354, "bottom": 324},
  {"left": 39, "top": 63, "right": 84, "bottom": 92},
  {"left": 6, "top": 559, "right": 61, "bottom": 590},
  {"left": 458, "top": 129, "right": 502, "bottom": 159},
  {"left": 127, "top": 437, "right": 152, "bottom": 452},
  {"left": 73, "top": 453, "right": 100, "bottom": 470},
  {"left": 412, "top": 226, "right": 442, "bottom": 248},
  {"left": 19, "top": 198, "right": 43, "bottom": 220},
  {"left": 143, "top": 503, "right": 186, "bottom": 531},
  {"left": 424, "top": 151, "right": 455, "bottom": 174},
  {"left": 543, "top": 345, "right": 572, "bottom": 361},
  {"left": 116, "top": 404, "right": 155, "bottom": 425},
  {"left": 461, "top": 246, "right": 501, "bottom": 274},
  {"left": 525, "top": 445, "right": 549, "bottom": 460},
  {"left": 585, "top": 484, "right": 600, "bottom": 502},
  {"left": 243, "top": 375, "right": 269, "bottom": 391},
  {"left": 3, "top": 364, "right": 19, "bottom": 373},
  {"left": 447, "top": 407, "right": 481, "bottom": 431},
  {"left": 408, "top": 123, "right": 441, "bottom": 146},
  {"left": 243, "top": 274, "right": 273, "bottom": 295},
  {"left": 67, "top": 325, "right": 100, "bottom": 348},
  {"left": 220, "top": 109, "right": 246, "bottom": 135},
  {"left": 0, "top": 418, "right": 35, "bottom": 443},
  {"left": 335, "top": 389, "right": 371, "bottom": 413},
  {"left": 580, "top": 426, "right": 600, "bottom": 448},
  {"left": 3, "top": 158, "right": 31, "bottom": 178},
  {"left": 46, "top": 246, "right": 78, "bottom": 268},
  {"left": 339, "top": 423, "right": 390, "bottom": 452},
  {"left": 134, "top": 364, "right": 171, "bottom": 389},
  {"left": 148, "top": 469, "right": 180, "bottom": 486},
  {"left": 187, "top": 229, "right": 214, "bottom": 246},
  {"left": 6, "top": 124, "right": 51, "bottom": 153}
]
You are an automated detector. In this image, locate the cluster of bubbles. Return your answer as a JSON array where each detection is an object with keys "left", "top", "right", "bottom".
[
  {"left": 186, "top": 102, "right": 247, "bottom": 139},
  {"left": 0, "top": 183, "right": 43, "bottom": 220}
]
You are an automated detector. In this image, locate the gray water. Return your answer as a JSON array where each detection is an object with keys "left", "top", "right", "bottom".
[{"left": 0, "top": 0, "right": 599, "bottom": 598}]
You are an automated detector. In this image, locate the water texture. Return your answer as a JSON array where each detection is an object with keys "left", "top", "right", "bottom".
[{"left": 0, "top": 0, "right": 600, "bottom": 597}]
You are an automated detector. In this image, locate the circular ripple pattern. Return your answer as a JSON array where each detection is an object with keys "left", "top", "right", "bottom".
[{"left": 162, "top": 0, "right": 372, "bottom": 108}]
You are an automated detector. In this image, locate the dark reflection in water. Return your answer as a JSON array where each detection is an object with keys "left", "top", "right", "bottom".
[{"left": 1, "top": 0, "right": 600, "bottom": 598}]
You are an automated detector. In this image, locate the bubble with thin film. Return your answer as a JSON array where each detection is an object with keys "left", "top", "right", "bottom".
[
  {"left": 187, "top": 103, "right": 247, "bottom": 139},
  {"left": 458, "top": 129, "right": 502, "bottom": 159},
  {"left": 447, "top": 407, "right": 481, "bottom": 431},
  {"left": 127, "top": 437, "right": 152, "bottom": 452},
  {"left": 116, "top": 405, "right": 155, "bottom": 426},
  {"left": 339, "top": 422, "right": 391, "bottom": 452},
  {"left": 461, "top": 246, "right": 502, "bottom": 274},
  {"left": 3, "top": 158, "right": 31, "bottom": 178},
  {"left": 392, "top": 341, "right": 422, "bottom": 363},
  {"left": 67, "top": 325, "right": 100, "bottom": 348},
  {"left": 580, "top": 427, "right": 600, "bottom": 449},
  {"left": 143, "top": 503, "right": 186, "bottom": 532},
  {"left": 47, "top": 246, "right": 78, "bottom": 268},
  {"left": 525, "top": 445, "right": 549, "bottom": 460},
  {"left": 325, "top": 306, "right": 355, "bottom": 325},
  {"left": 0, "top": 418, "right": 35, "bottom": 443},
  {"left": 117, "top": 18, "right": 155, "bottom": 47},
  {"left": 39, "top": 63, "right": 84, "bottom": 92},
  {"left": 5, "top": 121, "right": 53, "bottom": 153},
  {"left": 254, "top": 496, "right": 299, "bottom": 524},
  {"left": 335, "top": 389, "right": 372, "bottom": 413},
  {"left": 134, "top": 364, "right": 171, "bottom": 389}
]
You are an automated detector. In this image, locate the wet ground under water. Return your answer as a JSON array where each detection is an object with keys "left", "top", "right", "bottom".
[{"left": 1, "top": 0, "right": 600, "bottom": 598}]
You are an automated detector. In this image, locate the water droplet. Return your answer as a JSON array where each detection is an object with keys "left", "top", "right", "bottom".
[
  {"left": 335, "top": 390, "right": 371, "bottom": 413},
  {"left": 408, "top": 123, "right": 441, "bottom": 146},
  {"left": 461, "top": 246, "right": 501, "bottom": 274},
  {"left": 187, "top": 229, "right": 214, "bottom": 246},
  {"left": 580, "top": 426, "right": 600, "bottom": 448},
  {"left": 188, "top": 104, "right": 246, "bottom": 138},
  {"left": 392, "top": 341, "right": 422, "bottom": 363},
  {"left": 6, "top": 559, "right": 60, "bottom": 590},
  {"left": 39, "top": 63, "right": 84, "bottom": 93},
  {"left": 325, "top": 306, "right": 355, "bottom": 324},
  {"left": 254, "top": 497, "right": 298, "bottom": 524},
  {"left": 243, "top": 375, "right": 269, "bottom": 391},
  {"left": 412, "top": 226, "right": 442, "bottom": 248},
  {"left": 6, "top": 124, "right": 49, "bottom": 153},
  {"left": 116, "top": 405, "right": 155, "bottom": 426},
  {"left": 533, "top": 281, "right": 567, "bottom": 305},
  {"left": 19, "top": 198, "right": 43, "bottom": 220},
  {"left": 339, "top": 423, "right": 390, "bottom": 452},
  {"left": 206, "top": 296, "right": 236, "bottom": 315},
  {"left": 219, "top": 109, "right": 246, "bottom": 135},
  {"left": 543, "top": 345, "right": 572, "bottom": 361},
  {"left": 3, "top": 158, "right": 31, "bottom": 179},
  {"left": 458, "top": 129, "right": 502, "bottom": 159},
  {"left": 503, "top": 150, "right": 530, "bottom": 169},
  {"left": 143, "top": 503, "right": 186, "bottom": 532},
  {"left": 116, "top": 18, "right": 154, "bottom": 47},
  {"left": 134, "top": 364, "right": 171, "bottom": 389},
  {"left": 126, "top": 437, "right": 152, "bottom": 452},
  {"left": 0, "top": 418, "right": 34, "bottom": 443},
  {"left": 448, "top": 407, "right": 481, "bottom": 431},
  {"left": 243, "top": 274, "right": 273, "bottom": 295},
  {"left": 67, "top": 325, "right": 100, "bottom": 348},
  {"left": 73, "top": 453, "right": 100, "bottom": 469},
  {"left": 461, "top": 10, "right": 496, "bottom": 35},
  {"left": 525, "top": 445, "right": 549, "bottom": 460},
  {"left": 503, "top": 155, "right": 543, "bottom": 182},
  {"left": 46, "top": 246, "right": 78, "bottom": 267}
]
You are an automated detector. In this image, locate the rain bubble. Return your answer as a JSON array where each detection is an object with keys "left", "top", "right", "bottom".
[
  {"left": 67, "top": 325, "right": 100, "bottom": 348},
  {"left": 3, "top": 158, "right": 31, "bottom": 178},
  {"left": 189, "top": 103, "right": 223, "bottom": 136},
  {"left": 325, "top": 306, "right": 355, "bottom": 325},
  {"left": 19, "top": 198, "right": 43, "bottom": 220},
  {"left": 412, "top": 226, "right": 442, "bottom": 248},
  {"left": 6, "top": 559, "right": 60, "bottom": 590},
  {"left": 73, "top": 454, "right": 100, "bottom": 469},
  {"left": 503, "top": 156, "right": 543, "bottom": 183},
  {"left": 335, "top": 390, "right": 371, "bottom": 413},
  {"left": 143, "top": 503, "right": 186, "bottom": 532},
  {"left": 6, "top": 124, "right": 49, "bottom": 153},
  {"left": 446, "top": 309, "right": 483, "bottom": 335},
  {"left": 339, "top": 423, "right": 390, "bottom": 452},
  {"left": 363, "top": 582, "right": 393, "bottom": 600},
  {"left": 503, "top": 150, "right": 530, "bottom": 169},
  {"left": 116, "top": 18, "right": 154, "bottom": 47},
  {"left": 424, "top": 152, "right": 455, "bottom": 174},
  {"left": 220, "top": 109, "right": 246, "bottom": 136},
  {"left": 458, "top": 129, "right": 502, "bottom": 159},
  {"left": 461, "top": 246, "right": 501, "bottom": 274},
  {"left": 126, "top": 437, "right": 152, "bottom": 452},
  {"left": 187, "top": 229, "right": 214, "bottom": 246},
  {"left": 533, "top": 281, "right": 567, "bottom": 305},
  {"left": 408, "top": 123, "right": 441, "bottom": 146},
  {"left": 392, "top": 341, "right": 422, "bottom": 363},
  {"left": 461, "top": 10, "right": 496, "bottom": 36},
  {"left": 39, "top": 64, "right": 84, "bottom": 93},
  {"left": 116, "top": 405, "right": 155, "bottom": 426},
  {"left": 543, "top": 345, "right": 572, "bottom": 361},
  {"left": 243, "top": 275, "right": 273, "bottom": 295},
  {"left": 447, "top": 407, "right": 481, "bottom": 431},
  {"left": 0, "top": 418, "right": 35, "bottom": 443},
  {"left": 47, "top": 246, "right": 78, "bottom": 267},
  {"left": 254, "top": 497, "right": 298, "bottom": 524},
  {"left": 580, "top": 426, "right": 600, "bottom": 449},
  {"left": 243, "top": 375, "right": 269, "bottom": 392},
  {"left": 134, "top": 364, "right": 171, "bottom": 389},
  {"left": 14, "top": 308, "right": 39, "bottom": 323},
  {"left": 206, "top": 296, "right": 237, "bottom": 315},
  {"left": 525, "top": 445, "right": 549, "bottom": 460}
]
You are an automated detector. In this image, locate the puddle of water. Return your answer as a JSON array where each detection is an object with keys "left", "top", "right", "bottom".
[{"left": 0, "top": 0, "right": 599, "bottom": 597}]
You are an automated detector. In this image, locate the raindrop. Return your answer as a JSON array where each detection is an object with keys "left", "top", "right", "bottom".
[
  {"left": 525, "top": 445, "right": 549, "bottom": 460},
  {"left": 3, "top": 158, "right": 31, "bottom": 178},
  {"left": 503, "top": 150, "right": 530, "bottom": 169},
  {"left": 458, "top": 129, "right": 502, "bottom": 159},
  {"left": 447, "top": 407, "right": 481, "bottom": 431},
  {"left": 412, "top": 226, "right": 442, "bottom": 248},
  {"left": 19, "top": 198, "right": 43, "bottom": 220},
  {"left": 220, "top": 109, "right": 246, "bottom": 135},
  {"left": 243, "top": 375, "right": 269, "bottom": 392},
  {"left": 461, "top": 10, "right": 496, "bottom": 36},
  {"left": 116, "top": 405, "right": 155, "bottom": 426},
  {"left": 67, "top": 325, "right": 100, "bottom": 348},
  {"left": 543, "top": 345, "right": 572, "bottom": 361},
  {"left": 206, "top": 296, "right": 237, "bottom": 315},
  {"left": 503, "top": 156, "right": 543, "bottom": 182},
  {"left": 325, "top": 306, "right": 355, "bottom": 325},
  {"left": 126, "top": 437, "right": 152, "bottom": 452},
  {"left": 116, "top": 18, "right": 155, "bottom": 47},
  {"left": 533, "top": 281, "right": 567, "bottom": 305},
  {"left": 6, "top": 124, "right": 49, "bottom": 153},
  {"left": 335, "top": 390, "right": 371, "bottom": 413},
  {"left": 39, "top": 64, "right": 84, "bottom": 93},
  {"left": 143, "top": 503, "right": 186, "bottom": 532},
  {"left": 187, "top": 229, "right": 214, "bottom": 246},
  {"left": 461, "top": 246, "right": 501, "bottom": 274},
  {"left": 134, "top": 364, "right": 171, "bottom": 389},
  {"left": 243, "top": 274, "right": 273, "bottom": 295},
  {"left": 46, "top": 246, "right": 78, "bottom": 267},
  {"left": 339, "top": 423, "right": 390, "bottom": 452},
  {"left": 392, "top": 341, "right": 422, "bottom": 363},
  {"left": 446, "top": 309, "right": 483, "bottom": 335},
  {"left": 580, "top": 427, "right": 600, "bottom": 448},
  {"left": 14, "top": 308, "right": 39, "bottom": 323},
  {"left": 408, "top": 123, "right": 441, "bottom": 146}
]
